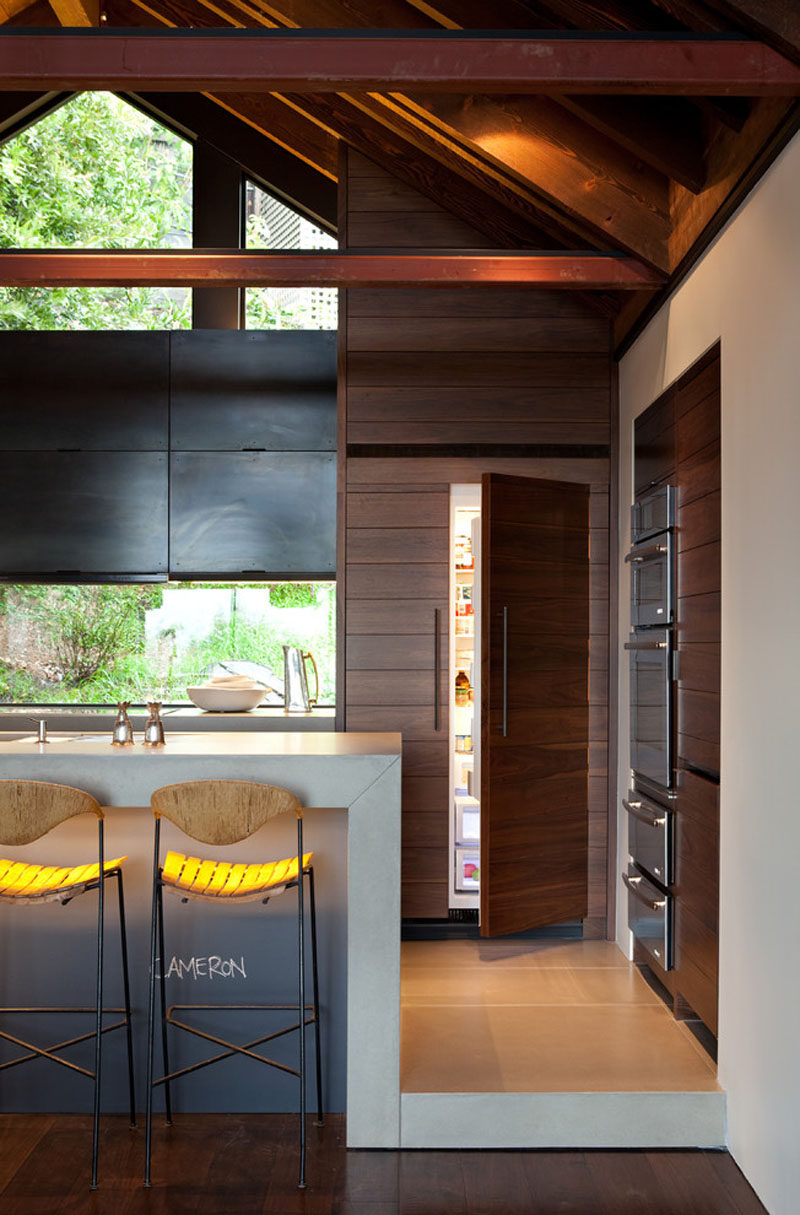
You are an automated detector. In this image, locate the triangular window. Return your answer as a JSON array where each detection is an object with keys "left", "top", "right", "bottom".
[{"left": 0, "top": 92, "right": 192, "bottom": 330}]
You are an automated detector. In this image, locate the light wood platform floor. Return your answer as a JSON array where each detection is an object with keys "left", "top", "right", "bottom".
[
  {"left": 0, "top": 1114, "right": 767, "bottom": 1213},
  {"left": 401, "top": 939, "right": 718, "bottom": 1094}
]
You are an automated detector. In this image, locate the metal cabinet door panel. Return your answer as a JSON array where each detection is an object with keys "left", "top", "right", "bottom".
[
  {"left": 0, "top": 332, "right": 169, "bottom": 450},
  {"left": 0, "top": 452, "right": 168, "bottom": 575},
  {"left": 169, "top": 451, "right": 336, "bottom": 576},
  {"left": 170, "top": 331, "right": 336, "bottom": 451}
]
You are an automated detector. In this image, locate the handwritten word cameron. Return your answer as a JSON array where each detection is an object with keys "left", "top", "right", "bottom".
[{"left": 159, "top": 955, "right": 247, "bottom": 981}]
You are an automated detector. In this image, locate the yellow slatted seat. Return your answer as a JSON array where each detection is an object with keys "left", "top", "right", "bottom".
[
  {"left": 146, "top": 779, "right": 323, "bottom": 1192},
  {"left": 0, "top": 856, "right": 127, "bottom": 901},
  {"left": 162, "top": 850, "right": 312, "bottom": 900},
  {"left": 0, "top": 780, "right": 136, "bottom": 1190}
]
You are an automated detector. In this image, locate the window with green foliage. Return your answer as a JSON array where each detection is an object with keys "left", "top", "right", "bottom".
[
  {"left": 0, "top": 583, "right": 336, "bottom": 707},
  {"left": 0, "top": 93, "right": 193, "bottom": 330},
  {"left": 244, "top": 179, "right": 337, "bottom": 331}
]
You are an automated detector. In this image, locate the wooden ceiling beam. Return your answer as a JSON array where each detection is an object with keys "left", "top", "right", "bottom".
[
  {"left": 0, "top": 29, "right": 798, "bottom": 95},
  {"left": 0, "top": 248, "right": 664, "bottom": 288}
]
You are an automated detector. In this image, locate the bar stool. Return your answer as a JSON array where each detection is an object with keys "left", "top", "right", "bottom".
[
  {"left": 0, "top": 779, "right": 136, "bottom": 1189},
  {"left": 145, "top": 779, "right": 322, "bottom": 1189}
]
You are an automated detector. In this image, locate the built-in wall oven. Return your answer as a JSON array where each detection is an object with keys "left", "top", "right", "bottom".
[
  {"left": 624, "top": 485, "right": 676, "bottom": 969},
  {"left": 625, "top": 485, "right": 676, "bottom": 793},
  {"left": 625, "top": 628, "right": 674, "bottom": 790}
]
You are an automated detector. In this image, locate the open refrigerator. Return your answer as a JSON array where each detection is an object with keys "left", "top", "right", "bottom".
[{"left": 450, "top": 484, "right": 481, "bottom": 910}]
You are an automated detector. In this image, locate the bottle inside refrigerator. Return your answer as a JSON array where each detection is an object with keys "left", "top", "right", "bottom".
[{"left": 450, "top": 485, "right": 481, "bottom": 908}]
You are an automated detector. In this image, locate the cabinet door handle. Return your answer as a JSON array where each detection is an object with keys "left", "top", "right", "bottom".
[
  {"left": 501, "top": 605, "right": 508, "bottom": 738},
  {"left": 433, "top": 607, "right": 441, "bottom": 732}
]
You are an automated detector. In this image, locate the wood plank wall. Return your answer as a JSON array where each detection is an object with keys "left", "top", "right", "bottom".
[{"left": 339, "top": 149, "right": 614, "bottom": 933}]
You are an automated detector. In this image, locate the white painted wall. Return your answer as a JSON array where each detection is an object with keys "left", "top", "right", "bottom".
[{"left": 617, "top": 133, "right": 800, "bottom": 1215}]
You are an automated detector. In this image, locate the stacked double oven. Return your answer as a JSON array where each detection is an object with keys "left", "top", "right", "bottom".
[{"left": 623, "top": 486, "right": 676, "bottom": 972}]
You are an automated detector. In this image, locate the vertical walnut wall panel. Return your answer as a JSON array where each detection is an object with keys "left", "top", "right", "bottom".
[{"left": 340, "top": 150, "right": 613, "bottom": 926}]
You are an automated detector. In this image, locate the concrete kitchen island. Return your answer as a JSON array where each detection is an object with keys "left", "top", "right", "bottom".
[{"left": 0, "top": 731, "right": 401, "bottom": 1147}]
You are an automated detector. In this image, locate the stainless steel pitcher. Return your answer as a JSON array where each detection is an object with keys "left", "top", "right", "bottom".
[{"left": 282, "top": 646, "right": 319, "bottom": 714}]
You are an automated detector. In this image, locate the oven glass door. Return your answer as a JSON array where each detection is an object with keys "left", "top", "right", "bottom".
[
  {"left": 627, "top": 533, "right": 673, "bottom": 628},
  {"left": 631, "top": 485, "right": 674, "bottom": 545},
  {"left": 626, "top": 629, "right": 673, "bottom": 790}
]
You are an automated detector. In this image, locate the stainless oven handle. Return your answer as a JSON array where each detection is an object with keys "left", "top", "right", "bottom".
[
  {"left": 623, "top": 872, "right": 667, "bottom": 911},
  {"left": 625, "top": 543, "right": 668, "bottom": 564},
  {"left": 624, "top": 639, "right": 668, "bottom": 651},
  {"left": 623, "top": 798, "right": 666, "bottom": 828}
]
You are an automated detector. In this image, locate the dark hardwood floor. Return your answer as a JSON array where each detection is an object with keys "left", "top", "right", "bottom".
[{"left": 0, "top": 1115, "right": 767, "bottom": 1214}]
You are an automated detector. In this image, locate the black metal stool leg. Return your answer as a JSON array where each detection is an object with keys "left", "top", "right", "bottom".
[
  {"left": 308, "top": 865, "right": 323, "bottom": 1125},
  {"left": 90, "top": 819, "right": 105, "bottom": 1191},
  {"left": 297, "top": 818, "right": 306, "bottom": 1190},
  {"left": 116, "top": 869, "right": 136, "bottom": 1127},
  {"left": 145, "top": 825, "right": 161, "bottom": 1188},
  {"left": 156, "top": 881, "right": 173, "bottom": 1125}
]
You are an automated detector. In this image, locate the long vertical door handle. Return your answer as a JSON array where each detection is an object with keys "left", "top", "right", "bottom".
[
  {"left": 433, "top": 607, "right": 441, "bottom": 731},
  {"left": 502, "top": 605, "right": 508, "bottom": 738}
]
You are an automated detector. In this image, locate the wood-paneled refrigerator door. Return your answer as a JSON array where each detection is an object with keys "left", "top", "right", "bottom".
[{"left": 480, "top": 474, "right": 590, "bottom": 937}]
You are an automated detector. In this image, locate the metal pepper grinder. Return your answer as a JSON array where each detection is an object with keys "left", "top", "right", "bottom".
[
  {"left": 143, "top": 701, "right": 165, "bottom": 747},
  {"left": 111, "top": 701, "right": 134, "bottom": 747}
]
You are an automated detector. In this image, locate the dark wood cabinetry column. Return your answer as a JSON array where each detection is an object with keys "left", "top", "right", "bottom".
[{"left": 192, "top": 140, "right": 243, "bottom": 329}]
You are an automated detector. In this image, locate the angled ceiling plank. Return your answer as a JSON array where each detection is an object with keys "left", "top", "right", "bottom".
[
  {"left": 285, "top": 90, "right": 610, "bottom": 252},
  {"left": 404, "top": 0, "right": 541, "bottom": 27},
  {"left": 47, "top": 0, "right": 98, "bottom": 25},
  {"left": 0, "top": 90, "right": 72, "bottom": 142},
  {"left": 128, "top": 91, "right": 337, "bottom": 231},
  {"left": 393, "top": 91, "right": 670, "bottom": 267},
  {"left": 557, "top": 95, "right": 707, "bottom": 192},
  {"left": 669, "top": 94, "right": 799, "bottom": 267},
  {"left": 698, "top": 0, "right": 800, "bottom": 64},
  {"left": 0, "top": 30, "right": 798, "bottom": 95},
  {"left": 0, "top": 0, "right": 43, "bottom": 20},
  {"left": 0, "top": 249, "right": 665, "bottom": 288}
]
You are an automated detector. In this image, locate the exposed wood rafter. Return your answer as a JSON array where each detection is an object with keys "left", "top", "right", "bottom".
[
  {"left": 47, "top": 0, "right": 98, "bottom": 25},
  {"left": 0, "top": 30, "right": 798, "bottom": 95}
]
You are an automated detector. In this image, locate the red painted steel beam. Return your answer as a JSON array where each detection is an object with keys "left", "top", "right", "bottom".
[
  {"left": 0, "top": 30, "right": 798, "bottom": 96},
  {"left": 0, "top": 250, "right": 665, "bottom": 289}
]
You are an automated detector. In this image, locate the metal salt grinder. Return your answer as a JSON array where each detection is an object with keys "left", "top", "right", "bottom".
[
  {"left": 111, "top": 701, "right": 135, "bottom": 746},
  {"left": 143, "top": 701, "right": 165, "bottom": 747}
]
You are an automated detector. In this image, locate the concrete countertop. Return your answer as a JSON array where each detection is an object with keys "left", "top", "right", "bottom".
[{"left": 0, "top": 730, "right": 397, "bottom": 758}]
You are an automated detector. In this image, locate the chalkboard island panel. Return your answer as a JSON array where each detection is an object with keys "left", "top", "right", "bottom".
[{"left": 0, "top": 732, "right": 400, "bottom": 1149}]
